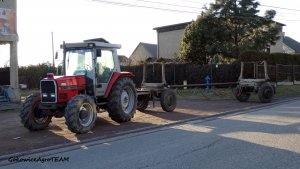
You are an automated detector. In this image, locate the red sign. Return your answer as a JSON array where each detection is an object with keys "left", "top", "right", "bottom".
[{"left": 0, "top": 8, "right": 16, "bottom": 35}]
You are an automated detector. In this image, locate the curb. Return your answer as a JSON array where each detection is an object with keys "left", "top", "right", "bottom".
[
  {"left": 0, "top": 97, "right": 299, "bottom": 165},
  {"left": 0, "top": 104, "right": 20, "bottom": 112}
]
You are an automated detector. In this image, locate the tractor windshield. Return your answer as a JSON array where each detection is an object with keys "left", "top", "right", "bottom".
[{"left": 65, "top": 49, "right": 93, "bottom": 77}]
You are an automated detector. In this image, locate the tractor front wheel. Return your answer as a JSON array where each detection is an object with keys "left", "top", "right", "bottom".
[
  {"left": 20, "top": 93, "right": 52, "bottom": 131},
  {"left": 160, "top": 89, "right": 177, "bottom": 112},
  {"left": 258, "top": 83, "right": 274, "bottom": 103},
  {"left": 65, "top": 95, "right": 97, "bottom": 134},
  {"left": 107, "top": 77, "right": 137, "bottom": 123}
]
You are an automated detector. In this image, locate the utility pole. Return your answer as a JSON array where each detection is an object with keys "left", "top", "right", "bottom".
[{"left": 51, "top": 32, "right": 55, "bottom": 67}]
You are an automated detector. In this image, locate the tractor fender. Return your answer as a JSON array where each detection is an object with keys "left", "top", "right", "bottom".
[{"left": 104, "top": 72, "right": 135, "bottom": 98}]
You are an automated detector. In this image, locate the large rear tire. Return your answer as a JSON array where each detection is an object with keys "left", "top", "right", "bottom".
[
  {"left": 160, "top": 89, "right": 177, "bottom": 112},
  {"left": 20, "top": 93, "right": 52, "bottom": 131},
  {"left": 137, "top": 95, "right": 150, "bottom": 112},
  {"left": 107, "top": 77, "right": 137, "bottom": 123},
  {"left": 65, "top": 95, "right": 97, "bottom": 134},
  {"left": 258, "top": 83, "right": 274, "bottom": 103},
  {"left": 234, "top": 85, "right": 251, "bottom": 102}
]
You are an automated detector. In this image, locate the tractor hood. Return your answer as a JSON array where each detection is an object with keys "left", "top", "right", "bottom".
[
  {"left": 43, "top": 73, "right": 86, "bottom": 90},
  {"left": 46, "top": 75, "right": 86, "bottom": 89},
  {"left": 42, "top": 74, "right": 87, "bottom": 103}
]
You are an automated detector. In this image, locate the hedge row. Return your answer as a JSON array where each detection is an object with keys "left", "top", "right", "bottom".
[
  {"left": 19, "top": 63, "right": 56, "bottom": 89},
  {"left": 240, "top": 51, "right": 300, "bottom": 65}
]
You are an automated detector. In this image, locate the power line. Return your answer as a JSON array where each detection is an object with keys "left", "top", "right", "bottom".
[
  {"left": 177, "top": 0, "right": 209, "bottom": 4},
  {"left": 91, "top": 0, "right": 201, "bottom": 14},
  {"left": 136, "top": 0, "right": 205, "bottom": 10},
  {"left": 275, "top": 18, "right": 300, "bottom": 22},
  {"left": 89, "top": 0, "right": 300, "bottom": 21},
  {"left": 261, "top": 4, "right": 300, "bottom": 12}
]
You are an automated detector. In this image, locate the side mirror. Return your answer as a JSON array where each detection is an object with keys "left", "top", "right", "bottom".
[
  {"left": 55, "top": 52, "right": 58, "bottom": 59},
  {"left": 96, "top": 49, "right": 102, "bottom": 57},
  {"left": 95, "top": 63, "right": 99, "bottom": 77}
]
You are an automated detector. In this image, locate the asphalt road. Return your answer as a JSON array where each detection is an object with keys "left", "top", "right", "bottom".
[{"left": 2, "top": 100, "right": 300, "bottom": 169}]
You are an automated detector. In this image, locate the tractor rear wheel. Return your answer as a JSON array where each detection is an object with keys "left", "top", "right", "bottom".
[
  {"left": 65, "top": 95, "right": 97, "bottom": 134},
  {"left": 107, "top": 77, "right": 137, "bottom": 123},
  {"left": 234, "top": 86, "right": 251, "bottom": 102},
  {"left": 258, "top": 83, "right": 274, "bottom": 103},
  {"left": 160, "top": 89, "right": 177, "bottom": 112},
  {"left": 20, "top": 93, "right": 52, "bottom": 131},
  {"left": 137, "top": 95, "right": 150, "bottom": 111}
]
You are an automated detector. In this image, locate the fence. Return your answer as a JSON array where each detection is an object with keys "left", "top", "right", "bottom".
[
  {"left": 256, "top": 64, "right": 296, "bottom": 85},
  {"left": 0, "top": 67, "right": 10, "bottom": 86},
  {"left": 122, "top": 63, "right": 300, "bottom": 87},
  {"left": 121, "top": 63, "right": 240, "bottom": 88},
  {"left": 0, "top": 63, "right": 299, "bottom": 89}
]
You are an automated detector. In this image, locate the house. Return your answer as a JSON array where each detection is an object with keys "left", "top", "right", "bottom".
[
  {"left": 269, "top": 29, "right": 300, "bottom": 54},
  {"left": 129, "top": 42, "right": 157, "bottom": 65},
  {"left": 154, "top": 21, "right": 299, "bottom": 59},
  {"left": 271, "top": 35, "right": 300, "bottom": 54},
  {"left": 153, "top": 21, "right": 191, "bottom": 59}
]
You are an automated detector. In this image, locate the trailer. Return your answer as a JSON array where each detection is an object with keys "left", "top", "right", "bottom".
[{"left": 137, "top": 63, "right": 177, "bottom": 112}]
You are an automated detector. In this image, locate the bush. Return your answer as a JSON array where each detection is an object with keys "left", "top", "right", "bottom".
[{"left": 19, "top": 63, "right": 56, "bottom": 89}]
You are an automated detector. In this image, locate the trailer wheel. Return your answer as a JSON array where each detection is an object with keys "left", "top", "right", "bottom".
[
  {"left": 20, "top": 93, "right": 52, "bottom": 131},
  {"left": 160, "top": 89, "right": 177, "bottom": 112},
  {"left": 234, "top": 86, "right": 251, "bottom": 102},
  {"left": 65, "top": 95, "right": 97, "bottom": 134},
  {"left": 258, "top": 83, "right": 274, "bottom": 103},
  {"left": 137, "top": 95, "right": 150, "bottom": 111},
  {"left": 107, "top": 77, "right": 137, "bottom": 123}
]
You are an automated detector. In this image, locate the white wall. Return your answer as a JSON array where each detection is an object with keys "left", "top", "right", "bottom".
[
  {"left": 270, "top": 31, "right": 287, "bottom": 53},
  {"left": 158, "top": 29, "right": 185, "bottom": 59}
]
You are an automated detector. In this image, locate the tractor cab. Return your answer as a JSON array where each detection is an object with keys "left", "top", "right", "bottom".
[{"left": 62, "top": 39, "right": 122, "bottom": 97}]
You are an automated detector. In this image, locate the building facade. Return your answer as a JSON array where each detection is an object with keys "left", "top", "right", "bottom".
[
  {"left": 154, "top": 21, "right": 300, "bottom": 60},
  {"left": 129, "top": 42, "right": 157, "bottom": 65},
  {"left": 153, "top": 22, "right": 191, "bottom": 59},
  {"left": 0, "top": 0, "right": 19, "bottom": 102}
]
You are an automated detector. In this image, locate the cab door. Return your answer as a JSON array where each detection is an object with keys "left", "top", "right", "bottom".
[{"left": 95, "top": 49, "right": 115, "bottom": 96}]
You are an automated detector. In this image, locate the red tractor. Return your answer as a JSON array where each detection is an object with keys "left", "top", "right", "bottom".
[{"left": 20, "top": 39, "right": 137, "bottom": 134}]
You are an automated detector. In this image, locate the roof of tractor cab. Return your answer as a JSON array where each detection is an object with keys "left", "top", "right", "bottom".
[{"left": 63, "top": 41, "right": 121, "bottom": 49}]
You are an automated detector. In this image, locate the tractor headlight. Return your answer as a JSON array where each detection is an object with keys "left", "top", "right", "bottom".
[
  {"left": 42, "top": 93, "right": 48, "bottom": 97},
  {"left": 50, "top": 93, "right": 56, "bottom": 98}
]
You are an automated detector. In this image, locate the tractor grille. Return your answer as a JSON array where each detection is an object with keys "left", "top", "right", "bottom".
[{"left": 41, "top": 80, "right": 57, "bottom": 103}]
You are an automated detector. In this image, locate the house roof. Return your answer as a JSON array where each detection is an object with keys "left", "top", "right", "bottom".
[
  {"left": 131, "top": 42, "right": 157, "bottom": 59},
  {"left": 283, "top": 36, "right": 300, "bottom": 53},
  {"left": 153, "top": 21, "right": 192, "bottom": 33},
  {"left": 142, "top": 42, "right": 157, "bottom": 58}
]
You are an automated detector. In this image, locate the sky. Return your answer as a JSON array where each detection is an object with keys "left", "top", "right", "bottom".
[{"left": 0, "top": 0, "right": 300, "bottom": 67}]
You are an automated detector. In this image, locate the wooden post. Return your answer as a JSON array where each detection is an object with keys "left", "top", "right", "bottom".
[
  {"left": 239, "top": 62, "right": 244, "bottom": 80},
  {"left": 162, "top": 62, "right": 166, "bottom": 84},
  {"left": 275, "top": 64, "right": 278, "bottom": 83},
  {"left": 142, "top": 63, "right": 146, "bottom": 84},
  {"left": 264, "top": 60, "right": 270, "bottom": 80}
]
